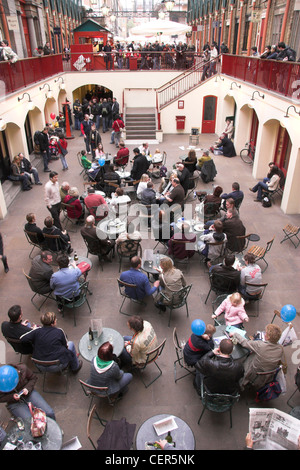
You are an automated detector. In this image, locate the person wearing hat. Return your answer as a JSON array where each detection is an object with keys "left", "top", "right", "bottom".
[{"left": 0, "top": 364, "right": 56, "bottom": 420}]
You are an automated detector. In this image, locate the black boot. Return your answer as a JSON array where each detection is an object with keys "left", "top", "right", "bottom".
[{"left": 2, "top": 255, "right": 9, "bottom": 273}]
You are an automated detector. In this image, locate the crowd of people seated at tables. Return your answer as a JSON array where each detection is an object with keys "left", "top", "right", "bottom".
[{"left": 0, "top": 132, "right": 293, "bottom": 450}]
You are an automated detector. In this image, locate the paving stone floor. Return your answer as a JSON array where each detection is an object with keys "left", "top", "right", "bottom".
[{"left": 0, "top": 129, "right": 300, "bottom": 452}]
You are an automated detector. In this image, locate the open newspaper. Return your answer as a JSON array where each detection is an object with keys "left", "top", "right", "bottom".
[{"left": 249, "top": 408, "right": 300, "bottom": 450}]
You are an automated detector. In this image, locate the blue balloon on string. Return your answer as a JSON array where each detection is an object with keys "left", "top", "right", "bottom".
[
  {"left": 98, "top": 158, "right": 105, "bottom": 167},
  {"left": 280, "top": 304, "right": 297, "bottom": 323},
  {"left": 0, "top": 365, "right": 19, "bottom": 392},
  {"left": 191, "top": 319, "right": 206, "bottom": 336}
]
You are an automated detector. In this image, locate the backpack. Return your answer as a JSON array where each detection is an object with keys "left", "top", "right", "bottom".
[
  {"left": 34, "top": 130, "right": 42, "bottom": 146},
  {"left": 255, "top": 368, "right": 281, "bottom": 402},
  {"left": 102, "top": 107, "right": 108, "bottom": 115},
  {"left": 262, "top": 195, "right": 272, "bottom": 207}
]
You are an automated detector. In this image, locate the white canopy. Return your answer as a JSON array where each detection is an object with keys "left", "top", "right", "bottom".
[{"left": 130, "top": 19, "right": 192, "bottom": 37}]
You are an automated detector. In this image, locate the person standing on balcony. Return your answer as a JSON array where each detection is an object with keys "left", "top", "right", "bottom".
[
  {"left": 81, "top": 114, "right": 93, "bottom": 154},
  {"left": 0, "top": 40, "right": 18, "bottom": 63},
  {"left": 209, "top": 42, "right": 218, "bottom": 77},
  {"left": 43, "top": 42, "right": 53, "bottom": 55},
  {"left": 103, "top": 41, "right": 113, "bottom": 70}
]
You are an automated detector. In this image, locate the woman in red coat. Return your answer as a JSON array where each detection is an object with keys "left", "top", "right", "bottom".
[{"left": 63, "top": 187, "right": 84, "bottom": 223}]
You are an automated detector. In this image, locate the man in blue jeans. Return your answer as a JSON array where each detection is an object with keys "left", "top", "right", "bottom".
[{"left": 0, "top": 363, "right": 56, "bottom": 421}]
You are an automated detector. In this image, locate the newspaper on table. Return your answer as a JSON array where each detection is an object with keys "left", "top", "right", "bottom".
[{"left": 249, "top": 408, "right": 300, "bottom": 450}]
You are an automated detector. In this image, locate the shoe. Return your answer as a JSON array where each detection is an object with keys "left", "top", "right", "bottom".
[
  {"left": 35, "top": 182, "right": 43, "bottom": 185},
  {"left": 73, "top": 360, "right": 83, "bottom": 374},
  {"left": 254, "top": 199, "right": 262, "bottom": 202},
  {"left": 24, "top": 187, "right": 32, "bottom": 191},
  {"left": 44, "top": 169, "right": 51, "bottom": 172},
  {"left": 4, "top": 267, "right": 9, "bottom": 273},
  {"left": 249, "top": 187, "right": 254, "bottom": 192},
  {"left": 68, "top": 248, "right": 73, "bottom": 255}
]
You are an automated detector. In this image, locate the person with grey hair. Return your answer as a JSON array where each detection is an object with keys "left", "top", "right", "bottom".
[
  {"left": 63, "top": 186, "right": 84, "bottom": 223},
  {"left": 196, "top": 150, "right": 211, "bottom": 170},
  {"left": 80, "top": 215, "right": 114, "bottom": 262}
]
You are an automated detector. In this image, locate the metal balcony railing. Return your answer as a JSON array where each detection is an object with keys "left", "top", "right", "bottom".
[
  {"left": 221, "top": 54, "right": 300, "bottom": 102},
  {"left": 0, "top": 54, "right": 63, "bottom": 97}
]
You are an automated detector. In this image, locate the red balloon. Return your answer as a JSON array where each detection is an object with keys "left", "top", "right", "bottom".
[{"left": 50, "top": 113, "right": 55, "bottom": 120}]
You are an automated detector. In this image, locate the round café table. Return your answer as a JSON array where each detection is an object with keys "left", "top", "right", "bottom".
[
  {"left": 142, "top": 253, "right": 173, "bottom": 279},
  {"left": 2, "top": 417, "right": 62, "bottom": 450},
  {"left": 79, "top": 327, "right": 124, "bottom": 361},
  {"left": 135, "top": 413, "right": 195, "bottom": 450}
]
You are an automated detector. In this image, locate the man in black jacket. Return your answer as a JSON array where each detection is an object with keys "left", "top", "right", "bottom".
[
  {"left": 195, "top": 338, "right": 244, "bottom": 394},
  {"left": 19, "top": 153, "right": 42, "bottom": 185},
  {"left": 130, "top": 148, "right": 150, "bottom": 181},
  {"left": 209, "top": 254, "right": 241, "bottom": 290},
  {"left": 38, "top": 127, "right": 51, "bottom": 172},
  {"left": 1, "top": 305, "right": 34, "bottom": 354}
]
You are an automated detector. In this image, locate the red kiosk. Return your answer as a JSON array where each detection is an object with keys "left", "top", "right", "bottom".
[{"left": 71, "top": 19, "right": 113, "bottom": 71}]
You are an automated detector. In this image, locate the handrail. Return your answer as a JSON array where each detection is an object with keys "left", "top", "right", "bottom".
[{"left": 156, "top": 55, "right": 222, "bottom": 109}]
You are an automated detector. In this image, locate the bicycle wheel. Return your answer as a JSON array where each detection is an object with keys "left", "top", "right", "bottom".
[{"left": 240, "top": 148, "right": 253, "bottom": 164}]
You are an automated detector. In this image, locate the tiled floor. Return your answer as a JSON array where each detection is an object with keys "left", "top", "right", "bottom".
[{"left": 0, "top": 129, "right": 300, "bottom": 450}]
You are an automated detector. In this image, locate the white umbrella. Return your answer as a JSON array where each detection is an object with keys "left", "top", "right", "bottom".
[{"left": 130, "top": 19, "right": 192, "bottom": 37}]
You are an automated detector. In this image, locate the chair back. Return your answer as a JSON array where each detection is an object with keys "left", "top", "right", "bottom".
[
  {"left": 82, "top": 234, "right": 102, "bottom": 257},
  {"left": 23, "top": 268, "right": 35, "bottom": 293},
  {"left": 202, "top": 386, "right": 240, "bottom": 413},
  {"left": 79, "top": 379, "right": 109, "bottom": 399},
  {"left": 32, "top": 358, "right": 65, "bottom": 373},
  {"left": 114, "top": 154, "right": 129, "bottom": 167},
  {"left": 210, "top": 272, "right": 237, "bottom": 295},
  {"left": 169, "top": 284, "right": 192, "bottom": 308},
  {"left": 212, "top": 294, "right": 228, "bottom": 313},
  {"left": 244, "top": 282, "right": 268, "bottom": 300},
  {"left": 61, "top": 202, "right": 77, "bottom": 220},
  {"left": 206, "top": 240, "right": 226, "bottom": 262},
  {"left": 117, "top": 239, "right": 141, "bottom": 258},
  {"left": 6, "top": 336, "right": 33, "bottom": 355},
  {"left": 43, "top": 233, "right": 61, "bottom": 252},
  {"left": 103, "top": 180, "right": 119, "bottom": 197},
  {"left": 143, "top": 338, "right": 167, "bottom": 369},
  {"left": 172, "top": 327, "right": 182, "bottom": 353},
  {"left": 24, "top": 229, "right": 41, "bottom": 246},
  {"left": 87, "top": 205, "right": 108, "bottom": 223},
  {"left": 204, "top": 202, "right": 220, "bottom": 222},
  {"left": 266, "top": 236, "right": 275, "bottom": 253},
  {"left": 117, "top": 278, "right": 138, "bottom": 299}
]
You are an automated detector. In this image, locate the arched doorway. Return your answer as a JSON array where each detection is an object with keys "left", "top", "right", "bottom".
[{"left": 73, "top": 84, "right": 113, "bottom": 104}]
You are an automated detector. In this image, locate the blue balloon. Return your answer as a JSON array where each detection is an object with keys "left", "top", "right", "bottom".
[
  {"left": 0, "top": 365, "right": 19, "bottom": 392},
  {"left": 191, "top": 319, "right": 206, "bottom": 336},
  {"left": 98, "top": 158, "right": 105, "bottom": 167},
  {"left": 280, "top": 304, "right": 297, "bottom": 323}
]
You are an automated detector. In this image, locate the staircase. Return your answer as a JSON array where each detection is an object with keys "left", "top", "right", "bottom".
[{"left": 124, "top": 108, "right": 157, "bottom": 143}]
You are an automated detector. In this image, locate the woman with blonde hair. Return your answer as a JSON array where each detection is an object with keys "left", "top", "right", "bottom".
[
  {"left": 137, "top": 173, "right": 150, "bottom": 199},
  {"left": 212, "top": 292, "right": 249, "bottom": 328},
  {"left": 154, "top": 257, "right": 186, "bottom": 311}
]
